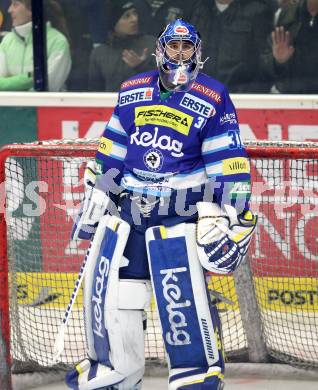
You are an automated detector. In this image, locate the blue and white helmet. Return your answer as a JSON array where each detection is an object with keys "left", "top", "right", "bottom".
[{"left": 156, "top": 19, "right": 203, "bottom": 92}]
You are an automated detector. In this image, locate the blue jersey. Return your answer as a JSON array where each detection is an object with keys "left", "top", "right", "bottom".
[{"left": 95, "top": 70, "right": 251, "bottom": 210}]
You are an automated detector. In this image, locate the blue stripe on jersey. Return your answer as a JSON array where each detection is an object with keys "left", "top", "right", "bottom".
[
  {"left": 109, "top": 153, "right": 125, "bottom": 161},
  {"left": 106, "top": 125, "right": 128, "bottom": 137},
  {"left": 214, "top": 172, "right": 251, "bottom": 182},
  {"left": 107, "top": 113, "right": 126, "bottom": 135},
  {"left": 205, "top": 161, "right": 220, "bottom": 168},
  {"left": 203, "top": 148, "right": 248, "bottom": 164},
  {"left": 203, "top": 133, "right": 226, "bottom": 142},
  {"left": 96, "top": 152, "right": 125, "bottom": 167},
  {"left": 202, "top": 145, "right": 229, "bottom": 155},
  {"left": 97, "top": 138, "right": 126, "bottom": 160},
  {"left": 112, "top": 140, "right": 126, "bottom": 148},
  {"left": 102, "top": 130, "right": 127, "bottom": 146},
  {"left": 202, "top": 130, "right": 242, "bottom": 156}
]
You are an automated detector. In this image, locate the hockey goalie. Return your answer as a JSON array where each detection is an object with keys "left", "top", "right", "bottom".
[{"left": 64, "top": 17, "right": 257, "bottom": 390}]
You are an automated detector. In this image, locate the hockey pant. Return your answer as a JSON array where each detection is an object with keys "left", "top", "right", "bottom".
[
  {"left": 146, "top": 223, "right": 225, "bottom": 390},
  {"left": 66, "top": 214, "right": 152, "bottom": 390}
]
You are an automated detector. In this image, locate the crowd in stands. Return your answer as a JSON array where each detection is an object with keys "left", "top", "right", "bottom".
[
  {"left": 0, "top": 0, "right": 317, "bottom": 93},
  {"left": 0, "top": 0, "right": 71, "bottom": 91}
]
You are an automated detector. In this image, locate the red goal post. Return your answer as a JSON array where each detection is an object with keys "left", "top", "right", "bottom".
[{"left": 1, "top": 139, "right": 318, "bottom": 390}]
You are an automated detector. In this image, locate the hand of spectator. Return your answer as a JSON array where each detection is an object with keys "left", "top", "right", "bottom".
[
  {"left": 122, "top": 48, "right": 149, "bottom": 68},
  {"left": 272, "top": 26, "right": 295, "bottom": 64}
]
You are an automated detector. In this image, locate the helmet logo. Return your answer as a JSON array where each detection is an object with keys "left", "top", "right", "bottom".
[{"left": 174, "top": 26, "right": 189, "bottom": 35}]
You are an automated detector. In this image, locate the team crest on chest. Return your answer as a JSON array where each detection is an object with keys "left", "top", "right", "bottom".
[{"left": 143, "top": 149, "right": 164, "bottom": 171}]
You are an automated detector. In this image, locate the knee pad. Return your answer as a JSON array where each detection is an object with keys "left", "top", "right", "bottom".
[
  {"left": 67, "top": 215, "right": 152, "bottom": 390},
  {"left": 146, "top": 223, "right": 225, "bottom": 389}
]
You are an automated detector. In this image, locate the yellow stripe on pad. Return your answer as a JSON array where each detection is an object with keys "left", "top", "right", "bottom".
[
  {"left": 113, "top": 220, "right": 119, "bottom": 232},
  {"left": 159, "top": 226, "right": 167, "bottom": 239},
  {"left": 76, "top": 363, "right": 84, "bottom": 375},
  {"left": 206, "top": 371, "right": 224, "bottom": 380}
]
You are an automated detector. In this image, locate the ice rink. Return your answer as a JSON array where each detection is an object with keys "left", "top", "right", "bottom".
[
  {"left": 13, "top": 363, "right": 318, "bottom": 390},
  {"left": 30, "top": 378, "right": 318, "bottom": 390}
]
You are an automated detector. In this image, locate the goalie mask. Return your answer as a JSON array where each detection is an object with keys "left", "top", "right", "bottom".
[{"left": 156, "top": 19, "right": 203, "bottom": 92}]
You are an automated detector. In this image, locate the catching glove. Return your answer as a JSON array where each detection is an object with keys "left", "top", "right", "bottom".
[{"left": 196, "top": 202, "right": 257, "bottom": 274}]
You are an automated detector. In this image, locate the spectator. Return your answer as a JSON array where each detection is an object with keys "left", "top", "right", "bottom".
[
  {"left": 0, "top": 0, "right": 11, "bottom": 39},
  {"left": 143, "top": 0, "right": 204, "bottom": 35},
  {"left": 88, "top": 0, "right": 155, "bottom": 92},
  {"left": 58, "top": 0, "right": 96, "bottom": 91},
  {"left": 263, "top": 0, "right": 318, "bottom": 93},
  {"left": 146, "top": 0, "right": 167, "bottom": 15},
  {"left": 272, "top": 2, "right": 300, "bottom": 24},
  {"left": 80, "top": 0, "right": 109, "bottom": 46},
  {"left": 143, "top": 0, "right": 187, "bottom": 34},
  {"left": 0, "top": 0, "right": 71, "bottom": 91},
  {"left": 192, "top": 0, "right": 274, "bottom": 93}
]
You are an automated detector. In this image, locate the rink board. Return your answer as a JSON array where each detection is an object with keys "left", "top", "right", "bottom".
[{"left": 14, "top": 272, "right": 318, "bottom": 313}]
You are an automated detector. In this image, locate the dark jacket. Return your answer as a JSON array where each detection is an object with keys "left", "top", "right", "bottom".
[
  {"left": 88, "top": 33, "right": 156, "bottom": 92},
  {"left": 148, "top": 0, "right": 199, "bottom": 35},
  {"left": 193, "top": 0, "right": 274, "bottom": 93},
  {"left": 262, "top": 0, "right": 318, "bottom": 93}
]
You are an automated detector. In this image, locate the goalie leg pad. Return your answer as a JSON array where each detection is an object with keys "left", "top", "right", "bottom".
[
  {"left": 66, "top": 215, "right": 152, "bottom": 390},
  {"left": 146, "top": 223, "right": 224, "bottom": 389}
]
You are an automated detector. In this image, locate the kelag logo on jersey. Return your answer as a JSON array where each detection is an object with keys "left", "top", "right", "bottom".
[
  {"left": 119, "top": 88, "right": 154, "bottom": 106},
  {"left": 135, "top": 105, "right": 193, "bottom": 135},
  {"left": 180, "top": 93, "right": 216, "bottom": 118},
  {"left": 130, "top": 127, "right": 184, "bottom": 158}
]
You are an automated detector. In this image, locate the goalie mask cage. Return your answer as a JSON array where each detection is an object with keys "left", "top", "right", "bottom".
[{"left": 1, "top": 139, "right": 318, "bottom": 389}]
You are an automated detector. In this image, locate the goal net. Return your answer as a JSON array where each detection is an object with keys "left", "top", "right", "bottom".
[{"left": 1, "top": 140, "right": 318, "bottom": 389}]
